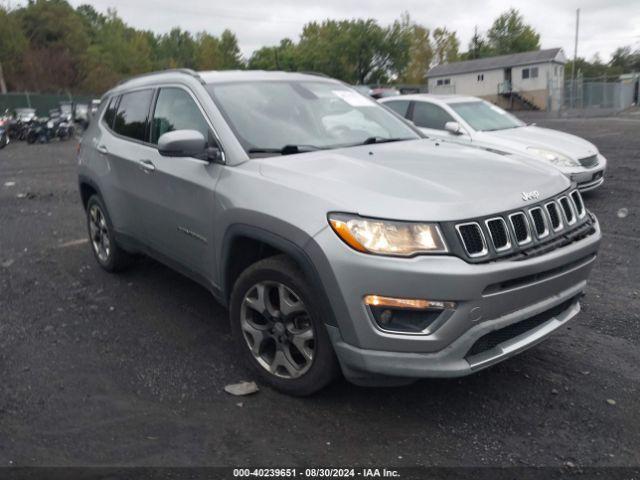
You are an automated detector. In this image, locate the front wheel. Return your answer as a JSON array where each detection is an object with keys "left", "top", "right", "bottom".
[{"left": 230, "top": 255, "right": 339, "bottom": 396}]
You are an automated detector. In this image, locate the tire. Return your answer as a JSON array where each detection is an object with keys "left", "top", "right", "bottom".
[
  {"left": 230, "top": 255, "right": 340, "bottom": 396},
  {"left": 86, "top": 195, "right": 133, "bottom": 272}
]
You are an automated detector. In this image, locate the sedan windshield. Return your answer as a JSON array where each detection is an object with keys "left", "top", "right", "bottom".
[
  {"left": 449, "top": 101, "right": 525, "bottom": 132},
  {"left": 206, "top": 81, "right": 419, "bottom": 156}
]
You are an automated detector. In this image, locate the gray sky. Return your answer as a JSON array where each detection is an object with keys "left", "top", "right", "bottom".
[{"left": 66, "top": 0, "right": 640, "bottom": 62}]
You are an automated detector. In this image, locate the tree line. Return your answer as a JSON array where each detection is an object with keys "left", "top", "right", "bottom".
[{"left": 0, "top": 1, "right": 638, "bottom": 95}]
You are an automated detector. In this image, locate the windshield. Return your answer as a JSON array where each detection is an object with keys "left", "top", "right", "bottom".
[
  {"left": 449, "top": 101, "right": 525, "bottom": 131},
  {"left": 206, "top": 80, "right": 419, "bottom": 156}
]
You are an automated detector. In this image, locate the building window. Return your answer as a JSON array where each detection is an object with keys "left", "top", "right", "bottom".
[
  {"left": 522, "top": 67, "right": 539, "bottom": 80},
  {"left": 477, "top": 74, "right": 484, "bottom": 82},
  {"left": 522, "top": 68, "right": 530, "bottom": 79},
  {"left": 531, "top": 67, "right": 539, "bottom": 78},
  {"left": 436, "top": 78, "right": 451, "bottom": 86}
]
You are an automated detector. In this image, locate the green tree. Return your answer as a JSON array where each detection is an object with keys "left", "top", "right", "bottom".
[
  {"left": 486, "top": 8, "right": 540, "bottom": 55},
  {"left": 0, "top": 7, "right": 27, "bottom": 92},
  {"left": 196, "top": 32, "right": 221, "bottom": 70},
  {"left": 432, "top": 27, "right": 459, "bottom": 65},
  {"left": 157, "top": 27, "right": 197, "bottom": 69},
  {"left": 400, "top": 25, "right": 432, "bottom": 84},
  {"left": 248, "top": 39, "right": 298, "bottom": 71},
  {"left": 462, "top": 26, "right": 493, "bottom": 60},
  {"left": 219, "top": 29, "right": 243, "bottom": 69},
  {"left": 15, "top": 0, "right": 89, "bottom": 91}
]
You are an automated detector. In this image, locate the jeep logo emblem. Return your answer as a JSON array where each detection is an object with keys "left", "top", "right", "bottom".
[{"left": 521, "top": 190, "right": 540, "bottom": 201}]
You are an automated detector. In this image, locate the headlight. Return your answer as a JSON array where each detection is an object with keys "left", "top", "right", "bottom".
[
  {"left": 526, "top": 147, "right": 580, "bottom": 167},
  {"left": 328, "top": 213, "right": 448, "bottom": 256}
]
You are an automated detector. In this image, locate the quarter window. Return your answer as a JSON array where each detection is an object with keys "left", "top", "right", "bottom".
[
  {"left": 151, "top": 87, "right": 212, "bottom": 145},
  {"left": 412, "top": 102, "right": 454, "bottom": 130},
  {"left": 383, "top": 100, "right": 411, "bottom": 118},
  {"left": 113, "top": 89, "right": 153, "bottom": 142},
  {"left": 103, "top": 96, "right": 118, "bottom": 129}
]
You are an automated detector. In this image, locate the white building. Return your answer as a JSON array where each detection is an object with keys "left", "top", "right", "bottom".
[{"left": 427, "top": 48, "right": 567, "bottom": 111}]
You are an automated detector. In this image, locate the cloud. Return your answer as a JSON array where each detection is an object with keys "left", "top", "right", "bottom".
[{"left": 67, "top": 0, "right": 640, "bottom": 61}]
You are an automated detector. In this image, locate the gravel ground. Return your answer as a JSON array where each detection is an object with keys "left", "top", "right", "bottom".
[{"left": 0, "top": 118, "right": 639, "bottom": 469}]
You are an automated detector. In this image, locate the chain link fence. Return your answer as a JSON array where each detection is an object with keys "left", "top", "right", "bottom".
[
  {"left": 0, "top": 92, "right": 96, "bottom": 116},
  {"left": 556, "top": 75, "right": 638, "bottom": 112}
]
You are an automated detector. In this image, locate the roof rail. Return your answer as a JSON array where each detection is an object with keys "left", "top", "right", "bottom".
[
  {"left": 299, "top": 71, "right": 331, "bottom": 78},
  {"left": 116, "top": 68, "right": 205, "bottom": 86}
]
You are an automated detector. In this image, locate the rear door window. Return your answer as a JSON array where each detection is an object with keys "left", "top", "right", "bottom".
[
  {"left": 383, "top": 100, "right": 411, "bottom": 118},
  {"left": 113, "top": 89, "right": 153, "bottom": 142},
  {"left": 411, "top": 102, "right": 454, "bottom": 130}
]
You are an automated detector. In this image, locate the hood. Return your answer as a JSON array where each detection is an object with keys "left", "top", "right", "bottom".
[
  {"left": 257, "top": 139, "right": 570, "bottom": 222},
  {"left": 478, "top": 125, "right": 598, "bottom": 161}
]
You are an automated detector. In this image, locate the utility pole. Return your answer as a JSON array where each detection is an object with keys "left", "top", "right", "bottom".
[{"left": 570, "top": 8, "right": 580, "bottom": 108}]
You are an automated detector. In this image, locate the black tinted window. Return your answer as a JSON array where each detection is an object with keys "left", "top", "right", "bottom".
[
  {"left": 412, "top": 102, "right": 454, "bottom": 130},
  {"left": 151, "top": 88, "right": 211, "bottom": 144},
  {"left": 384, "top": 100, "right": 411, "bottom": 118},
  {"left": 103, "top": 96, "right": 118, "bottom": 129},
  {"left": 113, "top": 89, "right": 153, "bottom": 142}
]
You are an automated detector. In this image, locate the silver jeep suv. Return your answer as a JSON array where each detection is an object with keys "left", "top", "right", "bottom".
[{"left": 78, "top": 70, "right": 601, "bottom": 395}]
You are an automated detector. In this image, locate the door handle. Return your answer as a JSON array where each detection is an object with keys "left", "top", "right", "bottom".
[
  {"left": 97, "top": 145, "right": 108, "bottom": 155},
  {"left": 138, "top": 159, "right": 156, "bottom": 173}
]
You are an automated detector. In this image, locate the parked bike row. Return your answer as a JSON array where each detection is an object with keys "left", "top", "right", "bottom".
[{"left": 0, "top": 100, "right": 99, "bottom": 149}]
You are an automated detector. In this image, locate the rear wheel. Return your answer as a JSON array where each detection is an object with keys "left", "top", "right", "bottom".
[
  {"left": 230, "top": 255, "right": 339, "bottom": 396},
  {"left": 86, "top": 195, "right": 132, "bottom": 272}
]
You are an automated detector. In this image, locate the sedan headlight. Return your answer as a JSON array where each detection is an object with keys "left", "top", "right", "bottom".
[
  {"left": 526, "top": 147, "right": 580, "bottom": 167},
  {"left": 328, "top": 213, "right": 448, "bottom": 256}
]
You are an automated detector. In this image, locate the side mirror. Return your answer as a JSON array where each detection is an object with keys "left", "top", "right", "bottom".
[
  {"left": 444, "top": 121, "right": 463, "bottom": 135},
  {"left": 158, "top": 130, "right": 206, "bottom": 158}
]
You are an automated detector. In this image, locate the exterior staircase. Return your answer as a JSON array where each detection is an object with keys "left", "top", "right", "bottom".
[{"left": 497, "top": 81, "right": 540, "bottom": 111}]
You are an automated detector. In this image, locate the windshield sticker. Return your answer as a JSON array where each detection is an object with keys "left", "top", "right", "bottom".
[
  {"left": 489, "top": 105, "right": 507, "bottom": 115},
  {"left": 332, "top": 90, "right": 376, "bottom": 107}
]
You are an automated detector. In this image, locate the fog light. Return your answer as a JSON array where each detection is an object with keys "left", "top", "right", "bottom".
[
  {"left": 364, "top": 295, "right": 455, "bottom": 334},
  {"left": 364, "top": 295, "right": 455, "bottom": 310}
]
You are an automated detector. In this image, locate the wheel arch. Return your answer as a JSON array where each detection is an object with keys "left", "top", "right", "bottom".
[{"left": 220, "top": 224, "right": 338, "bottom": 326}]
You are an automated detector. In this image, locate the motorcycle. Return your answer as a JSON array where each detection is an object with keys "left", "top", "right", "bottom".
[
  {"left": 26, "top": 117, "right": 51, "bottom": 144},
  {"left": 0, "top": 116, "right": 9, "bottom": 149}
]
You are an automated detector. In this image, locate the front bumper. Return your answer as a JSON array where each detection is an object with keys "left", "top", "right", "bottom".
[
  {"left": 568, "top": 154, "right": 607, "bottom": 192},
  {"left": 307, "top": 216, "right": 601, "bottom": 383}
]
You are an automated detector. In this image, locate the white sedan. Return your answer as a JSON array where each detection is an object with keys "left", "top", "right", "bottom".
[{"left": 379, "top": 94, "right": 607, "bottom": 192}]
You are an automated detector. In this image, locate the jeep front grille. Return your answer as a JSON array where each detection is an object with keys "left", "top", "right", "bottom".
[
  {"left": 450, "top": 190, "right": 595, "bottom": 262},
  {"left": 456, "top": 223, "right": 487, "bottom": 257}
]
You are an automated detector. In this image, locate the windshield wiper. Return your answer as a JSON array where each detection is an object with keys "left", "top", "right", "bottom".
[
  {"left": 248, "top": 144, "right": 324, "bottom": 156},
  {"left": 361, "top": 136, "right": 410, "bottom": 145}
]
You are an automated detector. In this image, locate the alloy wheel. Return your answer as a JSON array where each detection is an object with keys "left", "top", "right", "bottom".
[
  {"left": 240, "top": 281, "right": 315, "bottom": 379},
  {"left": 89, "top": 204, "right": 111, "bottom": 263}
]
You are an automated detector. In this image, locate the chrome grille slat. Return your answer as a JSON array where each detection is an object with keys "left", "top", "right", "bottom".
[
  {"left": 545, "top": 201, "right": 563, "bottom": 232},
  {"left": 570, "top": 190, "right": 586, "bottom": 218},
  {"left": 559, "top": 196, "right": 576, "bottom": 225},
  {"left": 456, "top": 222, "right": 488, "bottom": 257},
  {"left": 508, "top": 212, "right": 532, "bottom": 246},
  {"left": 528, "top": 207, "right": 549, "bottom": 239},
  {"left": 485, "top": 217, "right": 511, "bottom": 252}
]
